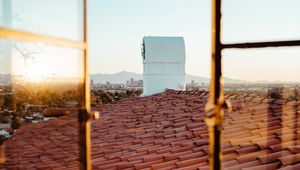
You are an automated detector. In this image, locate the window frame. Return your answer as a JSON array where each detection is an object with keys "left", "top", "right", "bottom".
[
  {"left": 0, "top": 0, "right": 93, "bottom": 170},
  {"left": 207, "top": 0, "right": 300, "bottom": 170},
  {"left": 3, "top": 0, "right": 300, "bottom": 169}
]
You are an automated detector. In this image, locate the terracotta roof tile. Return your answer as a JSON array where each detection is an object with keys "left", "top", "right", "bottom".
[
  {"left": 279, "top": 153, "right": 300, "bottom": 165},
  {"left": 229, "top": 135, "right": 261, "bottom": 146},
  {"left": 2, "top": 90, "right": 300, "bottom": 169},
  {"left": 178, "top": 151, "right": 205, "bottom": 161},
  {"left": 171, "top": 145, "right": 195, "bottom": 154},
  {"left": 175, "top": 156, "right": 208, "bottom": 168},
  {"left": 243, "top": 161, "right": 280, "bottom": 170},
  {"left": 256, "top": 138, "right": 281, "bottom": 150},
  {"left": 143, "top": 154, "right": 164, "bottom": 162},
  {"left": 162, "top": 165, "right": 179, "bottom": 170},
  {"left": 287, "top": 145, "right": 300, "bottom": 154},
  {"left": 135, "top": 159, "right": 164, "bottom": 170},
  {"left": 236, "top": 150, "right": 271, "bottom": 164},
  {"left": 224, "top": 160, "right": 261, "bottom": 170},
  {"left": 269, "top": 141, "right": 296, "bottom": 152},
  {"left": 258, "top": 150, "right": 290, "bottom": 164},
  {"left": 223, "top": 145, "right": 241, "bottom": 155},
  {"left": 150, "top": 160, "right": 177, "bottom": 170},
  {"left": 223, "top": 160, "right": 239, "bottom": 168},
  {"left": 173, "top": 162, "right": 207, "bottom": 170},
  {"left": 117, "top": 159, "right": 143, "bottom": 169},
  {"left": 235, "top": 145, "right": 260, "bottom": 155},
  {"left": 223, "top": 152, "right": 238, "bottom": 162},
  {"left": 164, "top": 150, "right": 193, "bottom": 161},
  {"left": 279, "top": 162, "right": 300, "bottom": 170}
]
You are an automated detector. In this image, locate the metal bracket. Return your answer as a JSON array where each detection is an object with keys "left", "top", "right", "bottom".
[{"left": 92, "top": 111, "right": 100, "bottom": 120}]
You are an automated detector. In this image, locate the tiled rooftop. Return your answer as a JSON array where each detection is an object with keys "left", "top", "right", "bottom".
[{"left": 1, "top": 89, "right": 300, "bottom": 169}]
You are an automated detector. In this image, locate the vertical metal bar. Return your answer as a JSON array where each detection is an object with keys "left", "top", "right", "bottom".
[
  {"left": 206, "top": 0, "right": 223, "bottom": 169},
  {"left": 79, "top": 0, "right": 91, "bottom": 170}
]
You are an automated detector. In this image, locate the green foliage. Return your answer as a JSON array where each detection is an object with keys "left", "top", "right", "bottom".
[
  {"left": 0, "top": 83, "right": 83, "bottom": 130},
  {"left": 92, "top": 89, "right": 142, "bottom": 104}
]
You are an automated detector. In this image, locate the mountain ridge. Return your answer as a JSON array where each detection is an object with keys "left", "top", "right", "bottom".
[
  {"left": 90, "top": 71, "right": 251, "bottom": 84},
  {"left": 1, "top": 72, "right": 297, "bottom": 85}
]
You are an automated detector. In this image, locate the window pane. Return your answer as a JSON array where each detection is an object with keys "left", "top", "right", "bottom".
[
  {"left": 222, "top": 0, "right": 300, "bottom": 43},
  {"left": 89, "top": 0, "right": 210, "bottom": 169},
  {"left": 222, "top": 47, "right": 300, "bottom": 169},
  {"left": 0, "top": 40, "right": 83, "bottom": 169},
  {"left": 0, "top": 0, "right": 83, "bottom": 41}
]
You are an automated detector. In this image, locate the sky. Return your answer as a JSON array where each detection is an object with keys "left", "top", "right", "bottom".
[
  {"left": 88, "top": 0, "right": 300, "bottom": 81},
  {"left": 88, "top": 0, "right": 211, "bottom": 77},
  {"left": 1, "top": 0, "right": 300, "bottom": 82}
]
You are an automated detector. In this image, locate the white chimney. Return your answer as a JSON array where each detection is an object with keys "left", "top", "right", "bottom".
[{"left": 142, "top": 36, "right": 186, "bottom": 96}]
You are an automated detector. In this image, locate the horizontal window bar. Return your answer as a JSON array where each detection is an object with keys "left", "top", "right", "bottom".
[
  {"left": 0, "top": 27, "right": 86, "bottom": 49},
  {"left": 222, "top": 40, "right": 300, "bottom": 49}
]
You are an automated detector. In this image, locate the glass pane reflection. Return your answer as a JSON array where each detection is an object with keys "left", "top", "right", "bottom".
[
  {"left": 0, "top": 40, "right": 83, "bottom": 169},
  {"left": 222, "top": 0, "right": 300, "bottom": 43},
  {"left": 0, "top": 0, "right": 83, "bottom": 41},
  {"left": 222, "top": 47, "right": 300, "bottom": 169}
]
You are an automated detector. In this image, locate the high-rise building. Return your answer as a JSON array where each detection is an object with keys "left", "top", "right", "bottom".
[
  {"left": 90, "top": 79, "right": 94, "bottom": 87},
  {"left": 130, "top": 78, "right": 134, "bottom": 86}
]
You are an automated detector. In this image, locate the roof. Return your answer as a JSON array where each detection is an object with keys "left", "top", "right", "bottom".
[{"left": 1, "top": 90, "right": 300, "bottom": 169}]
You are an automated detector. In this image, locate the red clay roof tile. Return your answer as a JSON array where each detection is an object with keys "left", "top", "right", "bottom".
[
  {"left": 2, "top": 90, "right": 300, "bottom": 169},
  {"left": 135, "top": 159, "right": 164, "bottom": 170},
  {"left": 279, "top": 153, "right": 300, "bottom": 165},
  {"left": 117, "top": 159, "right": 143, "bottom": 169},
  {"left": 164, "top": 150, "right": 193, "bottom": 161},
  {"left": 223, "top": 160, "right": 239, "bottom": 168},
  {"left": 143, "top": 154, "right": 164, "bottom": 162},
  {"left": 178, "top": 151, "right": 205, "bottom": 161},
  {"left": 243, "top": 161, "right": 280, "bottom": 170},
  {"left": 258, "top": 150, "right": 290, "bottom": 164},
  {"left": 235, "top": 145, "right": 260, "bottom": 155},
  {"left": 279, "top": 162, "right": 300, "bottom": 170},
  {"left": 236, "top": 150, "right": 271, "bottom": 164},
  {"left": 175, "top": 156, "right": 208, "bottom": 168},
  {"left": 287, "top": 145, "right": 300, "bottom": 154},
  {"left": 174, "top": 162, "right": 207, "bottom": 170},
  {"left": 150, "top": 160, "right": 177, "bottom": 170},
  {"left": 223, "top": 145, "right": 241, "bottom": 155},
  {"left": 223, "top": 153, "right": 239, "bottom": 162},
  {"left": 224, "top": 160, "right": 261, "bottom": 170}
]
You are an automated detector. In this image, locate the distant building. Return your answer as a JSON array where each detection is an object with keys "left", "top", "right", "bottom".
[
  {"left": 90, "top": 79, "right": 94, "bottom": 88},
  {"left": 130, "top": 78, "right": 134, "bottom": 86},
  {"left": 142, "top": 36, "right": 186, "bottom": 96},
  {"left": 137, "top": 80, "right": 143, "bottom": 86},
  {"left": 191, "top": 80, "right": 195, "bottom": 87}
]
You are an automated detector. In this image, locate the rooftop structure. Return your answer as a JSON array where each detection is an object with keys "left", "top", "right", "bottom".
[
  {"left": 142, "top": 36, "right": 186, "bottom": 96},
  {"left": 1, "top": 90, "right": 300, "bottom": 169}
]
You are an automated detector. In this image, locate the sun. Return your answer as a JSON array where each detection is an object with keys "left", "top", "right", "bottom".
[
  {"left": 11, "top": 44, "right": 84, "bottom": 84},
  {"left": 25, "top": 66, "right": 47, "bottom": 83},
  {"left": 12, "top": 54, "right": 54, "bottom": 83}
]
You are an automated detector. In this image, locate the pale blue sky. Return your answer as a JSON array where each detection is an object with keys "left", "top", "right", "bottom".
[
  {"left": 88, "top": 0, "right": 300, "bottom": 81},
  {"left": 1, "top": 0, "right": 300, "bottom": 81},
  {"left": 89, "top": 0, "right": 210, "bottom": 76}
]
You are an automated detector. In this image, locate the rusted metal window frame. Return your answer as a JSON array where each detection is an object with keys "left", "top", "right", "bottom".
[
  {"left": 0, "top": 0, "right": 95, "bottom": 170},
  {"left": 207, "top": 0, "right": 300, "bottom": 170}
]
